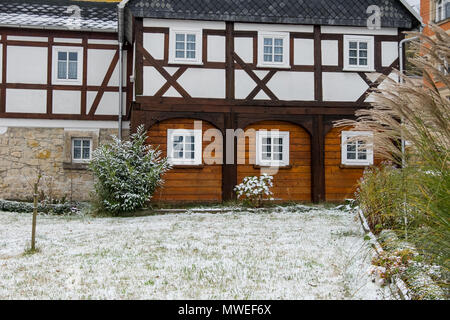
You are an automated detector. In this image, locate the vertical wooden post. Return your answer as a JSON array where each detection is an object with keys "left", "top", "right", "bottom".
[
  {"left": 311, "top": 115, "right": 325, "bottom": 203},
  {"left": 313, "top": 25, "right": 323, "bottom": 102},
  {"left": 135, "top": 18, "right": 144, "bottom": 96},
  {"left": 225, "top": 22, "right": 235, "bottom": 101},
  {"left": 222, "top": 112, "right": 237, "bottom": 201},
  {"left": 31, "top": 172, "right": 41, "bottom": 251}
]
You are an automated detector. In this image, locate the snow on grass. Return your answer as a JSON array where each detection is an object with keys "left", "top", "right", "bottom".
[{"left": 0, "top": 205, "right": 392, "bottom": 300}]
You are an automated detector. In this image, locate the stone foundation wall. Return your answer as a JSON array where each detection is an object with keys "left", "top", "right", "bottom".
[{"left": 0, "top": 127, "right": 129, "bottom": 202}]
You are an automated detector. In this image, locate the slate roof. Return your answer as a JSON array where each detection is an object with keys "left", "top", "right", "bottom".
[
  {"left": 0, "top": 0, "right": 117, "bottom": 32},
  {"left": 127, "top": 0, "right": 421, "bottom": 29}
]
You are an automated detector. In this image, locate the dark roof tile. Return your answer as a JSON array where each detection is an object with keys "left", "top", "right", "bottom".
[
  {"left": 128, "top": 0, "right": 420, "bottom": 29},
  {"left": 0, "top": 0, "right": 117, "bottom": 31}
]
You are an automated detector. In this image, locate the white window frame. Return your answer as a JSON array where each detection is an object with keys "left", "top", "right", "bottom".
[
  {"left": 52, "top": 46, "right": 83, "bottom": 85},
  {"left": 256, "top": 130, "right": 290, "bottom": 167},
  {"left": 168, "top": 29, "right": 203, "bottom": 65},
  {"left": 72, "top": 138, "right": 92, "bottom": 163},
  {"left": 343, "top": 35, "right": 375, "bottom": 72},
  {"left": 167, "top": 129, "right": 202, "bottom": 166},
  {"left": 436, "top": 0, "right": 449, "bottom": 22},
  {"left": 341, "top": 131, "right": 374, "bottom": 166},
  {"left": 257, "top": 32, "right": 290, "bottom": 69}
]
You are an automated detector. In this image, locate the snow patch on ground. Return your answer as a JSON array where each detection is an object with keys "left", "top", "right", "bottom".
[{"left": 0, "top": 205, "right": 392, "bottom": 299}]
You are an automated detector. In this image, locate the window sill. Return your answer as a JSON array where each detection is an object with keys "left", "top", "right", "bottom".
[
  {"left": 343, "top": 68, "right": 376, "bottom": 73},
  {"left": 340, "top": 164, "right": 373, "bottom": 169},
  {"left": 256, "top": 64, "right": 291, "bottom": 69},
  {"left": 172, "top": 164, "right": 205, "bottom": 169},
  {"left": 254, "top": 165, "right": 292, "bottom": 170},
  {"left": 63, "top": 162, "right": 90, "bottom": 171},
  {"left": 168, "top": 60, "right": 203, "bottom": 66},
  {"left": 436, "top": 18, "right": 450, "bottom": 26}
]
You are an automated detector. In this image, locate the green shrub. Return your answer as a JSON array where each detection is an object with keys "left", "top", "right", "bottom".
[{"left": 89, "top": 125, "right": 171, "bottom": 215}]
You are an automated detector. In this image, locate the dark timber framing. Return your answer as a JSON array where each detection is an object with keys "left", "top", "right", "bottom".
[
  {"left": 131, "top": 21, "right": 403, "bottom": 203},
  {"left": 0, "top": 27, "right": 132, "bottom": 121}
]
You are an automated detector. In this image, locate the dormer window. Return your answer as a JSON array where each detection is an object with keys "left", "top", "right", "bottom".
[
  {"left": 257, "top": 32, "right": 290, "bottom": 68},
  {"left": 169, "top": 29, "right": 202, "bottom": 65},
  {"left": 343, "top": 35, "right": 375, "bottom": 72}
]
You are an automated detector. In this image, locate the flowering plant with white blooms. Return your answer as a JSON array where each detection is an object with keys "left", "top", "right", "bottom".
[{"left": 234, "top": 174, "right": 274, "bottom": 207}]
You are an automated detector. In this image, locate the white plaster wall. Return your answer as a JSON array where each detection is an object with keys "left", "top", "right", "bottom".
[
  {"left": 382, "top": 42, "right": 399, "bottom": 67},
  {"left": 235, "top": 23, "right": 313, "bottom": 33},
  {"left": 88, "top": 39, "right": 118, "bottom": 45},
  {"left": 235, "top": 70, "right": 256, "bottom": 99},
  {"left": 6, "top": 89, "right": 46, "bottom": 113},
  {"left": 143, "top": 33, "right": 165, "bottom": 60},
  {"left": 207, "top": 36, "right": 225, "bottom": 62},
  {"left": 321, "top": 26, "right": 398, "bottom": 35},
  {"left": 86, "top": 91, "right": 126, "bottom": 116},
  {"left": 108, "top": 51, "right": 127, "bottom": 87},
  {"left": 294, "top": 39, "right": 314, "bottom": 66},
  {"left": 267, "top": 72, "right": 315, "bottom": 101},
  {"left": 235, "top": 38, "right": 253, "bottom": 64},
  {"left": 321, "top": 40, "right": 339, "bottom": 66},
  {"left": 163, "top": 87, "right": 182, "bottom": 98},
  {"left": 0, "top": 118, "right": 130, "bottom": 129},
  {"left": 143, "top": 66, "right": 167, "bottom": 96},
  {"left": 7, "top": 36, "right": 48, "bottom": 42},
  {"left": 144, "top": 18, "right": 225, "bottom": 30},
  {"left": 177, "top": 69, "right": 225, "bottom": 99},
  {"left": 87, "top": 49, "right": 116, "bottom": 86},
  {"left": 7, "top": 46, "right": 47, "bottom": 84},
  {"left": 323, "top": 72, "right": 369, "bottom": 102},
  {"left": 54, "top": 38, "right": 82, "bottom": 44},
  {"left": 52, "top": 91, "right": 81, "bottom": 114}
]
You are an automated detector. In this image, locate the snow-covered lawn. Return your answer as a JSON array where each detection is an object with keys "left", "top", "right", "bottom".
[{"left": 0, "top": 205, "right": 391, "bottom": 300}]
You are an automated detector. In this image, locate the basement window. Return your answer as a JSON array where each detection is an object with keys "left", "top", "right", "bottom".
[
  {"left": 167, "top": 129, "right": 202, "bottom": 165},
  {"left": 343, "top": 35, "right": 375, "bottom": 72},
  {"left": 341, "top": 131, "right": 374, "bottom": 166},
  {"left": 258, "top": 32, "right": 290, "bottom": 68},
  {"left": 72, "top": 138, "right": 92, "bottom": 162},
  {"left": 169, "top": 29, "right": 203, "bottom": 65},
  {"left": 53, "top": 46, "right": 83, "bottom": 85},
  {"left": 256, "top": 131, "right": 290, "bottom": 167}
]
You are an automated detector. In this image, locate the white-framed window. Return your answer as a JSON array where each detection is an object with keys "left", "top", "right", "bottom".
[
  {"left": 341, "top": 131, "right": 374, "bottom": 166},
  {"left": 438, "top": 55, "right": 449, "bottom": 75},
  {"left": 436, "top": 0, "right": 449, "bottom": 22},
  {"left": 52, "top": 46, "right": 83, "bottom": 85},
  {"left": 72, "top": 138, "right": 92, "bottom": 162},
  {"left": 167, "top": 129, "right": 202, "bottom": 165},
  {"left": 257, "top": 32, "right": 290, "bottom": 68},
  {"left": 256, "top": 131, "right": 290, "bottom": 167},
  {"left": 343, "top": 35, "right": 375, "bottom": 72},
  {"left": 169, "top": 29, "right": 203, "bottom": 65}
]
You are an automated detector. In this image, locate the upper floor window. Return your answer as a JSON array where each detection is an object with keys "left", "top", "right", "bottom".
[
  {"left": 167, "top": 129, "right": 202, "bottom": 165},
  {"left": 256, "top": 131, "right": 290, "bottom": 167},
  {"left": 52, "top": 46, "right": 83, "bottom": 85},
  {"left": 169, "top": 29, "right": 203, "bottom": 65},
  {"left": 438, "top": 55, "right": 449, "bottom": 75},
  {"left": 343, "top": 35, "right": 375, "bottom": 72},
  {"left": 436, "top": 0, "right": 449, "bottom": 22},
  {"left": 341, "top": 131, "right": 374, "bottom": 166},
  {"left": 257, "top": 32, "right": 290, "bottom": 68},
  {"left": 72, "top": 138, "right": 92, "bottom": 162}
]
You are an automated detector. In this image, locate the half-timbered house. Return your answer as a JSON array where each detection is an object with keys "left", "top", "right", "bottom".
[
  {"left": 124, "top": 0, "right": 421, "bottom": 203},
  {"left": 0, "top": 0, "right": 130, "bottom": 201},
  {"left": 0, "top": 0, "right": 422, "bottom": 204}
]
